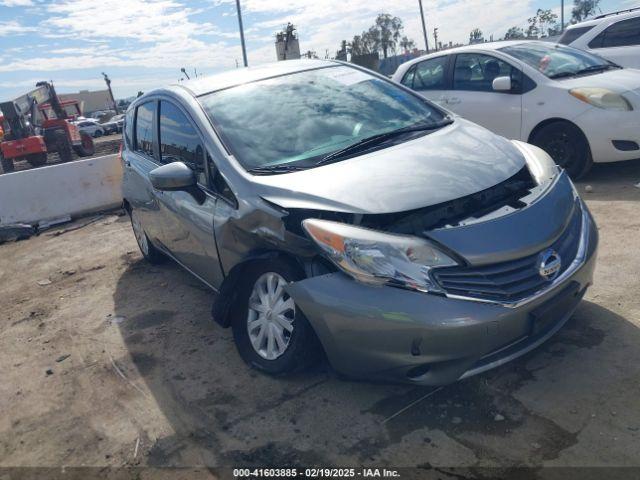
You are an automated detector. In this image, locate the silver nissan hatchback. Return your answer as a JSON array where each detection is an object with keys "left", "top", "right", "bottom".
[{"left": 122, "top": 60, "right": 598, "bottom": 385}]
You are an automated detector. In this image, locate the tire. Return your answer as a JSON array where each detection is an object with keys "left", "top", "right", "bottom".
[
  {"left": 231, "top": 260, "right": 321, "bottom": 375},
  {"left": 27, "top": 152, "right": 47, "bottom": 167},
  {"left": 129, "top": 208, "right": 165, "bottom": 264},
  {"left": 93, "top": 129, "right": 103, "bottom": 138},
  {"left": 530, "top": 121, "right": 593, "bottom": 179},
  {"left": 55, "top": 131, "right": 73, "bottom": 163},
  {"left": 1, "top": 154, "right": 15, "bottom": 173},
  {"left": 73, "top": 132, "right": 95, "bottom": 157}
]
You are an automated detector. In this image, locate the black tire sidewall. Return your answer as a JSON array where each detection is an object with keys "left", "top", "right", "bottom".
[
  {"left": 129, "top": 209, "right": 165, "bottom": 265},
  {"left": 231, "top": 260, "right": 318, "bottom": 375},
  {"left": 532, "top": 122, "right": 592, "bottom": 179}
]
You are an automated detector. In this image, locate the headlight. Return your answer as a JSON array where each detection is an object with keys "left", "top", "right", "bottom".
[
  {"left": 511, "top": 140, "right": 558, "bottom": 185},
  {"left": 302, "top": 218, "right": 457, "bottom": 292},
  {"left": 569, "top": 87, "right": 632, "bottom": 111}
]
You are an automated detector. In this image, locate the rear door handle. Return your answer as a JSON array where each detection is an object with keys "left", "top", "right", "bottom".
[{"left": 447, "top": 97, "right": 462, "bottom": 105}]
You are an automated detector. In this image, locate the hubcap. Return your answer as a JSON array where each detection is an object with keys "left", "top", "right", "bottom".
[
  {"left": 131, "top": 211, "right": 149, "bottom": 256},
  {"left": 247, "top": 272, "right": 295, "bottom": 360},
  {"left": 547, "top": 133, "right": 575, "bottom": 169}
]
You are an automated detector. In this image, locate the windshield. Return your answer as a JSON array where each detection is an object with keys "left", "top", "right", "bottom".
[
  {"left": 500, "top": 42, "right": 614, "bottom": 79},
  {"left": 199, "top": 65, "right": 447, "bottom": 171}
]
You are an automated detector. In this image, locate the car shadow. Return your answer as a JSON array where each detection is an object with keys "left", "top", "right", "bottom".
[
  {"left": 575, "top": 158, "right": 640, "bottom": 202},
  {"left": 112, "top": 259, "right": 640, "bottom": 469}
]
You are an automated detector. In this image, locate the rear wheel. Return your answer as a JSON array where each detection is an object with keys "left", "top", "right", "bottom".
[
  {"left": 531, "top": 121, "right": 593, "bottom": 179},
  {"left": 93, "top": 129, "right": 103, "bottom": 138},
  {"left": 231, "top": 261, "right": 321, "bottom": 375},
  {"left": 27, "top": 152, "right": 48, "bottom": 167},
  {"left": 1, "top": 154, "right": 15, "bottom": 173},
  {"left": 130, "top": 208, "right": 165, "bottom": 264},
  {"left": 54, "top": 131, "right": 73, "bottom": 163},
  {"left": 73, "top": 132, "right": 95, "bottom": 157}
]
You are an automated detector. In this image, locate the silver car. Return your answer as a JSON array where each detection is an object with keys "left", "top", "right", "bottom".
[{"left": 122, "top": 60, "right": 598, "bottom": 385}]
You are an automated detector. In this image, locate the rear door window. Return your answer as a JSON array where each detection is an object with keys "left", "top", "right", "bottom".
[
  {"left": 135, "top": 101, "right": 156, "bottom": 158},
  {"left": 124, "top": 109, "right": 134, "bottom": 148},
  {"left": 558, "top": 26, "right": 594, "bottom": 45},
  {"left": 589, "top": 17, "right": 640, "bottom": 48},
  {"left": 158, "top": 100, "right": 206, "bottom": 183}
]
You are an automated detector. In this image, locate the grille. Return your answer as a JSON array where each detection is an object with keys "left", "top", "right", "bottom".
[{"left": 432, "top": 204, "right": 582, "bottom": 303}]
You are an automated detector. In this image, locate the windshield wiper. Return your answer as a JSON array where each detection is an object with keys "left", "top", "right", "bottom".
[
  {"left": 314, "top": 119, "right": 454, "bottom": 167},
  {"left": 248, "top": 164, "right": 308, "bottom": 175},
  {"left": 549, "top": 64, "right": 612, "bottom": 79}
]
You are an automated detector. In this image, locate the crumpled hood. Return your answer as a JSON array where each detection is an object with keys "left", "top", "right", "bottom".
[{"left": 255, "top": 119, "right": 526, "bottom": 214}]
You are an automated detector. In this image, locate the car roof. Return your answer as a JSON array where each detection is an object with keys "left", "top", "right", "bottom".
[
  {"left": 566, "top": 8, "right": 640, "bottom": 29},
  {"left": 398, "top": 40, "right": 548, "bottom": 68},
  {"left": 178, "top": 59, "right": 339, "bottom": 97}
]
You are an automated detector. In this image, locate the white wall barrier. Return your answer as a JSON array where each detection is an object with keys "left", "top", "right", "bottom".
[{"left": 0, "top": 155, "right": 123, "bottom": 226}]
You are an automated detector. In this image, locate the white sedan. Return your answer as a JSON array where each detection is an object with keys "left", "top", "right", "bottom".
[
  {"left": 392, "top": 40, "right": 640, "bottom": 178},
  {"left": 74, "top": 120, "right": 104, "bottom": 138}
]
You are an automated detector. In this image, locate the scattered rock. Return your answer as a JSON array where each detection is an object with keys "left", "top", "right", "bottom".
[
  {"left": 451, "top": 416, "right": 462, "bottom": 424},
  {"left": 56, "top": 354, "right": 70, "bottom": 363},
  {"left": 45, "top": 368, "right": 53, "bottom": 376},
  {"left": 109, "top": 315, "right": 126, "bottom": 325},
  {"left": 494, "top": 413, "right": 505, "bottom": 422},
  {"left": 37, "top": 279, "right": 52, "bottom": 286},
  {"left": 585, "top": 185, "right": 593, "bottom": 193},
  {"left": 531, "top": 442, "right": 541, "bottom": 450}
]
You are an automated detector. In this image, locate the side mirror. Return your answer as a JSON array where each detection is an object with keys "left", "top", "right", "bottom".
[
  {"left": 492, "top": 76, "right": 512, "bottom": 92},
  {"left": 149, "top": 162, "right": 196, "bottom": 191}
]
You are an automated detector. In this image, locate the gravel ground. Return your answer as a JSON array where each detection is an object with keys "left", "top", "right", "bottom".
[{"left": 0, "top": 160, "right": 639, "bottom": 479}]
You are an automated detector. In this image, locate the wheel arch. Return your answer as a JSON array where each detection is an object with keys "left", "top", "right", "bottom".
[
  {"left": 527, "top": 117, "right": 588, "bottom": 145},
  {"left": 212, "top": 249, "right": 306, "bottom": 328}
]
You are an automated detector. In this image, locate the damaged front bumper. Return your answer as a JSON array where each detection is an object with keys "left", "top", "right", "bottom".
[{"left": 285, "top": 199, "right": 598, "bottom": 386}]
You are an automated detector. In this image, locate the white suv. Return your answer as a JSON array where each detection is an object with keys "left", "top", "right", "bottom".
[{"left": 559, "top": 8, "right": 640, "bottom": 69}]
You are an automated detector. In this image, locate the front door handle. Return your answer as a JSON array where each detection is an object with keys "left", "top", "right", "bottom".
[{"left": 447, "top": 97, "right": 462, "bottom": 105}]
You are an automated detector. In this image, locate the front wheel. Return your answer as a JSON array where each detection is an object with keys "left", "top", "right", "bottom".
[
  {"left": 0, "top": 154, "right": 14, "bottom": 173},
  {"left": 531, "top": 121, "right": 593, "bottom": 179},
  {"left": 231, "top": 261, "right": 321, "bottom": 375}
]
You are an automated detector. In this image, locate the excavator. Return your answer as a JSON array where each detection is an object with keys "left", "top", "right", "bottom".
[{"left": 0, "top": 81, "right": 95, "bottom": 173}]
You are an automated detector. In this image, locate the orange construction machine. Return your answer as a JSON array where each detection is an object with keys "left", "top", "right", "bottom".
[{"left": 0, "top": 81, "right": 95, "bottom": 173}]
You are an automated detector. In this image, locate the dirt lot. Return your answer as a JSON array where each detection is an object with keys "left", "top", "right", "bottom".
[{"left": 0, "top": 161, "right": 639, "bottom": 478}]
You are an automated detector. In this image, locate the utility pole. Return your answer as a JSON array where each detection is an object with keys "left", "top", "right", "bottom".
[
  {"left": 418, "top": 0, "right": 430, "bottom": 53},
  {"left": 101, "top": 72, "right": 119, "bottom": 115},
  {"left": 561, "top": 0, "right": 565, "bottom": 31},
  {"left": 433, "top": 28, "right": 439, "bottom": 52},
  {"left": 236, "top": 0, "right": 248, "bottom": 67}
]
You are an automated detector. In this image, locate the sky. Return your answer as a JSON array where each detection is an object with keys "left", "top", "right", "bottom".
[{"left": 0, "top": 0, "right": 636, "bottom": 100}]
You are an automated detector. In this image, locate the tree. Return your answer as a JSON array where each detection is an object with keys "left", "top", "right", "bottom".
[
  {"left": 571, "top": 0, "right": 601, "bottom": 23},
  {"left": 469, "top": 28, "right": 484, "bottom": 43},
  {"left": 399, "top": 36, "right": 416, "bottom": 52},
  {"left": 504, "top": 26, "right": 526, "bottom": 39},
  {"left": 527, "top": 9, "right": 559, "bottom": 38},
  {"left": 344, "top": 13, "right": 415, "bottom": 59}
]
